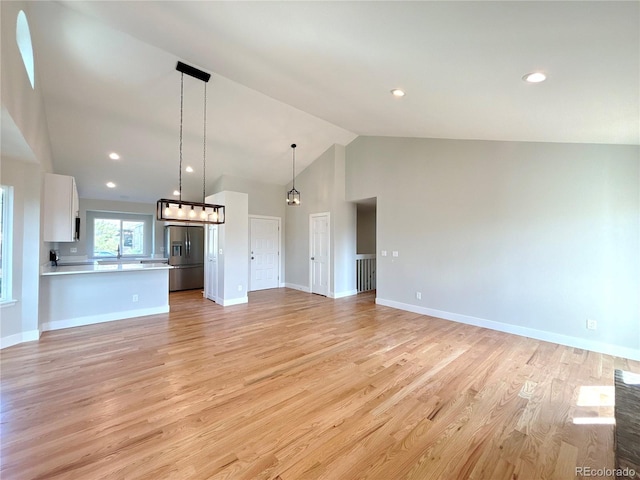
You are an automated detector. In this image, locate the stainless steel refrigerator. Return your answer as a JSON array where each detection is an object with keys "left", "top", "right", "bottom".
[{"left": 165, "top": 225, "right": 205, "bottom": 291}]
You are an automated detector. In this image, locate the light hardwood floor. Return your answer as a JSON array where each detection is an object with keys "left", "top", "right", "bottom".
[{"left": 1, "top": 289, "right": 638, "bottom": 479}]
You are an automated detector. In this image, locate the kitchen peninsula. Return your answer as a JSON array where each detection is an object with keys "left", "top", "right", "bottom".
[{"left": 40, "top": 261, "right": 172, "bottom": 331}]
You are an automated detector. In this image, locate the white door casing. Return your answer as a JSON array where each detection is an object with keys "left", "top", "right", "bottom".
[
  {"left": 205, "top": 224, "right": 218, "bottom": 302},
  {"left": 309, "top": 212, "right": 330, "bottom": 296},
  {"left": 249, "top": 216, "right": 281, "bottom": 291}
]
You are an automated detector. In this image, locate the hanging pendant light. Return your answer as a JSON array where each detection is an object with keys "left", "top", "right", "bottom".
[
  {"left": 156, "top": 62, "right": 225, "bottom": 224},
  {"left": 286, "top": 143, "right": 301, "bottom": 206}
]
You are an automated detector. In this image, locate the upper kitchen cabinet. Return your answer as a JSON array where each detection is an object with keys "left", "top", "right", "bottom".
[{"left": 43, "top": 173, "right": 79, "bottom": 242}]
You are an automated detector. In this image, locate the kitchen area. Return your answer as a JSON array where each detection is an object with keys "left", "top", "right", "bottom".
[
  {"left": 37, "top": 167, "right": 250, "bottom": 337},
  {"left": 40, "top": 173, "right": 209, "bottom": 332}
]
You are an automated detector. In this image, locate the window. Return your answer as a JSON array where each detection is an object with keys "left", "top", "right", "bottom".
[
  {"left": 16, "top": 10, "right": 35, "bottom": 89},
  {"left": 0, "top": 185, "right": 14, "bottom": 303},
  {"left": 87, "top": 211, "right": 153, "bottom": 258}
]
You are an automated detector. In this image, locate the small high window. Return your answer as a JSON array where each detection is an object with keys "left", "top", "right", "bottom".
[{"left": 16, "top": 10, "right": 35, "bottom": 89}]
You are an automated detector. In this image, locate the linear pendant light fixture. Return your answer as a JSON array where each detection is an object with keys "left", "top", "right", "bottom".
[
  {"left": 156, "top": 61, "right": 225, "bottom": 224},
  {"left": 286, "top": 143, "right": 300, "bottom": 206}
]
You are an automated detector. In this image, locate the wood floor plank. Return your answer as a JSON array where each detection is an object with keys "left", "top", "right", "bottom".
[{"left": 1, "top": 288, "right": 638, "bottom": 479}]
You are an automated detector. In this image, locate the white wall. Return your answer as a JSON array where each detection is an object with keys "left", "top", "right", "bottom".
[
  {"left": 1, "top": 1, "right": 54, "bottom": 174},
  {"left": 0, "top": 159, "right": 42, "bottom": 348},
  {"left": 346, "top": 136, "right": 640, "bottom": 359},
  {"left": 213, "top": 175, "right": 286, "bottom": 219},
  {"left": 207, "top": 191, "right": 249, "bottom": 305},
  {"left": 40, "top": 269, "right": 169, "bottom": 331},
  {"left": 332, "top": 145, "right": 356, "bottom": 297},
  {"left": 285, "top": 144, "right": 356, "bottom": 297},
  {"left": 1, "top": 1, "right": 55, "bottom": 348}
]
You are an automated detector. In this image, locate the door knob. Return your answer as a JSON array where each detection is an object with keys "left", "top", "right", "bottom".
[
  {"left": 251, "top": 256, "right": 254, "bottom": 260},
  {"left": 311, "top": 257, "right": 315, "bottom": 260}
]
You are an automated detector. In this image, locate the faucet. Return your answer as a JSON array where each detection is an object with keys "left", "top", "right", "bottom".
[{"left": 117, "top": 245, "right": 121, "bottom": 259}]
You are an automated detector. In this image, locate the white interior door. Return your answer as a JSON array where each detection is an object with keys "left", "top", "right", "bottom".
[
  {"left": 250, "top": 217, "right": 280, "bottom": 291},
  {"left": 205, "top": 225, "right": 218, "bottom": 302},
  {"left": 310, "top": 213, "right": 330, "bottom": 296}
]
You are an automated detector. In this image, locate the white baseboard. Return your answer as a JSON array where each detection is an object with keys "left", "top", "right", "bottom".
[
  {"left": 330, "top": 289, "right": 358, "bottom": 299},
  {"left": 1, "top": 330, "right": 40, "bottom": 349},
  {"left": 284, "top": 285, "right": 357, "bottom": 299},
  {"left": 203, "top": 294, "right": 221, "bottom": 305},
  {"left": 375, "top": 298, "right": 640, "bottom": 362},
  {"left": 285, "top": 283, "right": 311, "bottom": 293},
  {"left": 220, "top": 296, "right": 248, "bottom": 306},
  {"left": 42, "top": 305, "right": 170, "bottom": 332}
]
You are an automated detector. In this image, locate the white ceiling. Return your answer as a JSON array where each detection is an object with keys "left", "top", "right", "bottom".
[{"left": 19, "top": 1, "right": 640, "bottom": 203}]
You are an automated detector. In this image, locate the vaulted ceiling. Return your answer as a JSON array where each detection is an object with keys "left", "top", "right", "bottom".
[{"left": 19, "top": 1, "right": 640, "bottom": 203}]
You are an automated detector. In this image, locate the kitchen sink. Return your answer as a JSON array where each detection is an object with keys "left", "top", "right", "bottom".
[{"left": 96, "top": 258, "right": 168, "bottom": 265}]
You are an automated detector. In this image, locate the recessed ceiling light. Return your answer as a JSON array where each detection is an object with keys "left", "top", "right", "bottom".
[
  {"left": 108, "top": 152, "right": 120, "bottom": 160},
  {"left": 106, "top": 182, "right": 116, "bottom": 188},
  {"left": 173, "top": 190, "right": 180, "bottom": 196},
  {"left": 391, "top": 88, "right": 405, "bottom": 97},
  {"left": 185, "top": 166, "right": 194, "bottom": 173},
  {"left": 522, "top": 72, "right": 546, "bottom": 83}
]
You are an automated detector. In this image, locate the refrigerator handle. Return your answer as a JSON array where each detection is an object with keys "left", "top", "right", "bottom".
[{"left": 187, "top": 230, "right": 191, "bottom": 258}]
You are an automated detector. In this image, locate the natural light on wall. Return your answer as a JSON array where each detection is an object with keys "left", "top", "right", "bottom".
[{"left": 16, "top": 10, "right": 35, "bottom": 89}]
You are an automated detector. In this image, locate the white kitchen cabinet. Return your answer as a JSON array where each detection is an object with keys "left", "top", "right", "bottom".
[{"left": 43, "top": 173, "right": 79, "bottom": 242}]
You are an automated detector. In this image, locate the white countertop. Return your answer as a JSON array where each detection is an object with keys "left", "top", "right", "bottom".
[{"left": 42, "top": 262, "right": 173, "bottom": 276}]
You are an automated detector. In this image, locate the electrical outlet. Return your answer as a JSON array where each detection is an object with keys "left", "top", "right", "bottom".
[
  {"left": 416, "top": 292, "right": 421, "bottom": 300},
  {"left": 381, "top": 250, "right": 387, "bottom": 257},
  {"left": 237, "top": 285, "right": 243, "bottom": 292},
  {"left": 586, "top": 319, "right": 597, "bottom": 330},
  {"left": 132, "top": 294, "right": 139, "bottom": 303},
  {"left": 70, "top": 247, "right": 77, "bottom": 253}
]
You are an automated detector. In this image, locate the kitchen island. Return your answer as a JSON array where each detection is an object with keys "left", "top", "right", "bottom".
[{"left": 40, "top": 262, "right": 173, "bottom": 331}]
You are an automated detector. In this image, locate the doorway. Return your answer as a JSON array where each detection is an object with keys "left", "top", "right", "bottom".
[
  {"left": 249, "top": 216, "right": 281, "bottom": 291},
  {"left": 356, "top": 198, "right": 377, "bottom": 293},
  {"left": 309, "top": 212, "right": 330, "bottom": 296}
]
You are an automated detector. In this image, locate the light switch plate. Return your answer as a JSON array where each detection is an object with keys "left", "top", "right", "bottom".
[
  {"left": 381, "top": 250, "right": 387, "bottom": 257},
  {"left": 392, "top": 251, "right": 399, "bottom": 257}
]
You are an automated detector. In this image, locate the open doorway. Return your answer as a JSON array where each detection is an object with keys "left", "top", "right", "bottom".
[{"left": 356, "top": 198, "right": 376, "bottom": 293}]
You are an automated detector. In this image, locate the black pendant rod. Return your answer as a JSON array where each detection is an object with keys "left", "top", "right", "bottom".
[
  {"left": 179, "top": 72, "right": 184, "bottom": 202},
  {"left": 176, "top": 61, "right": 211, "bottom": 83},
  {"left": 291, "top": 144, "right": 297, "bottom": 189},
  {"left": 202, "top": 83, "right": 207, "bottom": 203}
]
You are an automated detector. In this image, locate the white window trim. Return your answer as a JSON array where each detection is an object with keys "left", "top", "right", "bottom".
[
  {"left": 0, "top": 185, "right": 15, "bottom": 305},
  {"left": 86, "top": 210, "right": 153, "bottom": 258}
]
